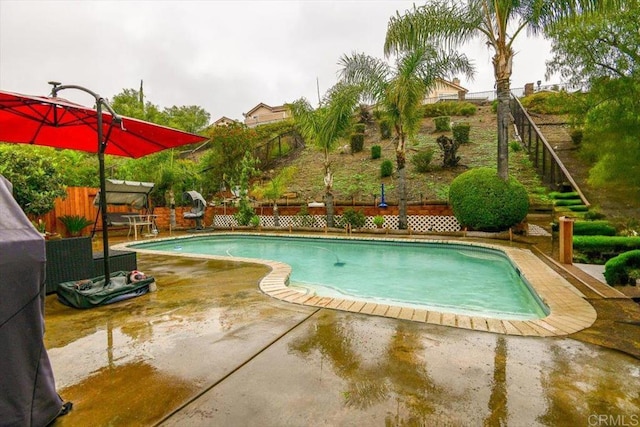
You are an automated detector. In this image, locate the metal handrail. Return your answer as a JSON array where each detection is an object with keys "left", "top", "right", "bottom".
[{"left": 510, "top": 95, "right": 590, "bottom": 207}]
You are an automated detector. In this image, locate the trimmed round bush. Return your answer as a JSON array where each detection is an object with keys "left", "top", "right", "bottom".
[
  {"left": 604, "top": 250, "right": 640, "bottom": 285},
  {"left": 380, "top": 159, "right": 393, "bottom": 177},
  {"left": 449, "top": 168, "right": 529, "bottom": 231}
]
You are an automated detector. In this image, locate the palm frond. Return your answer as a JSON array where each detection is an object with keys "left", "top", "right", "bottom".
[
  {"left": 338, "top": 52, "right": 391, "bottom": 104},
  {"left": 384, "top": 0, "right": 483, "bottom": 56}
]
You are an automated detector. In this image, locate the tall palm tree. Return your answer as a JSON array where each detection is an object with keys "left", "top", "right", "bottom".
[
  {"left": 339, "top": 47, "right": 472, "bottom": 229},
  {"left": 288, "top": 83, "right": 361, "bottom": 227},
  {"left": 384, "top": 0, "right": 623, "bottom": 181}
]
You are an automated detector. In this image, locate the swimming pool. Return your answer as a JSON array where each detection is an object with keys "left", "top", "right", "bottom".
[{"left": 133, "top": 234, "right": 549, "bottom": 320}]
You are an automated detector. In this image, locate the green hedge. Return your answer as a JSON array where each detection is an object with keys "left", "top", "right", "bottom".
[
  {"left": 452, "top": 123, "right": 471, "bottom": 144},
  {"left": 371, "top": 145, "right": 381, "bottom": 159},
  {"left": 604, "top": 250, "right": 640, "bottom": 285},
  {"left": 338, "top": 208, "right": 366, "bottom": 229},
  {"left": 353, "top": 123, "right": 366, "bottom": 134},
  {"left": 422, "top": 101, "right": 477, "bottom": 117},
  {"left": 549, "top": 191, "right": 579, "bottom": 199},
  {"left": 573, "top": 221, "right": 616, "bottom": 236},
  {"left": 379, "top": 120, "right": 392, "bottom": 139},
  {"left": 350, "top": 133, "right": 364, "bottom": 153},
  {"left": 449, "top": 168, "right": 529, "bottom": 231},
  {"left": 554, "top": 199, "right": 584, "bottom": 206},
  {"left": 573, "top": 236, "right": 640, "bottom": 262},
  {"left": 380, "top": 159, "right": 393, "bottom": 177},
  {"left": 568, "top": 205, "right": 589, "bottom": 212},
  {"left": 434, "top": 116, "right": 451, "bottom": 131},
  {"left": 411, "top": 150, "right": 434, "bottom": 173}
]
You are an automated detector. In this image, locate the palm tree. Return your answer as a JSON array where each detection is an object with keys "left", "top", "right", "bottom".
[
  {"left": 288, "top": 83, "right": 361, "bottom": 227},
  {"left": 339, "top": 47, "right": 472, "bottom": 229},
  {"left": 384, "top": 0, "right": 623, "bottom": 181}
]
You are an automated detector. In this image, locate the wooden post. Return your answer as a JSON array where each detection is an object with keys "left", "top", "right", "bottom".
[{"left": 559, "top": 216, "right": 574, "bottom": 264}]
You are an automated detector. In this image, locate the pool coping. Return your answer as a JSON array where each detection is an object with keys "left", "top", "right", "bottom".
[{"left": 114, "top": 232, "right": 597, "bottom": 337}]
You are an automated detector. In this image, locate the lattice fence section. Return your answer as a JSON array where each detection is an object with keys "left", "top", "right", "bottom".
[{"left": 213, "top": 214, "right": 460, "bottom": 232}]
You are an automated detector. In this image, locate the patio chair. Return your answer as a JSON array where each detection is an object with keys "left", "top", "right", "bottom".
[{"left": 183, "top": 191, "right": 207, "bottom": 230}]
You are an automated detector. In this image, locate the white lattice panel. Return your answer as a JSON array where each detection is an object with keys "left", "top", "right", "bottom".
[{"left": 213, "top": 214, "right": 460, "bottom": 232}]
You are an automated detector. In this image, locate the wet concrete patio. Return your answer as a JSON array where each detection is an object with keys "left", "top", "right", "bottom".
[{"left": 46, "top": 234, "right": 640, "bottom": 426}]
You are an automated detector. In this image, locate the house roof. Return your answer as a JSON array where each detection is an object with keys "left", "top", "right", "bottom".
[
  {"left": 438, "top": 78, "right": 468, "bottom": 93},
  {"left": 213, "top": 116, "right": 238, "bottom": 126},
  {"left": 243, "top": 102, "right": 287, "bottom": 117}
]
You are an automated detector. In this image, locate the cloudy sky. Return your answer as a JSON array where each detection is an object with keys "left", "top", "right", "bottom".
[{"left": 0, "top": 0, "right": 554, "bottom": 124}]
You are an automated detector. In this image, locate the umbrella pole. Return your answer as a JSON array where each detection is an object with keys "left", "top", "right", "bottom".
[
  {"left": 98, "top": 153, "right": 111, "bottom": 284},
  {"left": 50, "top": 83, "right": 117, "bottom": 285},
  {"left": 97, "top": 104, "right": 111, "bottom": 285}
]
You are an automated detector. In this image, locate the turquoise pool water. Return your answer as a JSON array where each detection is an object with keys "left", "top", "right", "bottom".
[{"left": 134, "top": 235, "right": 549, "bottom": 320}]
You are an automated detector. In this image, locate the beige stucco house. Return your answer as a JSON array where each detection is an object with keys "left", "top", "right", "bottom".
[
  {"left": 243, "top": 103, "right": 291, "bottom": 128},
  {"left": 213, "top": 116, "right": 239, "bottom": 127},
  {"left": 424, "top": 78, "right": 468, "bottom": 104}
]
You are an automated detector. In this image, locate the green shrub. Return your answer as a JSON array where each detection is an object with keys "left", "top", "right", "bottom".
[
  {"left": 350, "top": 133, "right": 365, "bottom": 153},
  {"left": 422, "top": 101, "right": 477, "bottom": 117},
  {"left": 568, "top": 205, "right": 589, "bottom": 212},
  {"left": 520, "top": 91, "right": 574, "bottom": 115},
  {"left": 380, "top": 159, "right": 393, "bottom": 177},
  {"left": 353, "top": 123, "right": 366, "bottom": 134},
  {"left": 573, "top": 236, "right": 640, "bottom": 263},
  {"left": 379, "top": 120, "right": 392, "bottom": 139},
  {"left": 452, "top": 122, "right": 471, "bottom": 144},
  {"left": 339, "top": 208, "right": 366, "bottom": 229},
  {"left": 58, "top": 215, "right": 94, "bottom": 236},
  {"left": 604, "top": 250, "right": 640, "bottom": 285},
  {"left": 573, "top": 220, "right": 616, "bottom": 236},
  {"left": 371, "top": 145, "right": 382, "bottom": 159},
  {"left": 554, "top": 199, "right": 584, "bottom": 206},
  {"left": 549, "top": 191, "right": 580, "bottom": 199},
  {"left": 434, "top": 116, "right": 451, "bottom": 131},
  {"left": 510, "top": 141, "right": 522, "bottom": 152},
  {"left": 458, "top": 104, "right": 477, "bottom": 116},
  {"left": 491, "top": 99, "right": 498, "bottom": 113},
  {"left": 584, "top": 209, "right": 606, "bottom": 220},
  {"left": 411, "top": 150, "right": 435, "bottom": 173},
  {"left": 449, "top": 168, "right": 529, "bottom": 231},
  {"left": 570, "top": 128, "right": 583, "bottom": 145}
]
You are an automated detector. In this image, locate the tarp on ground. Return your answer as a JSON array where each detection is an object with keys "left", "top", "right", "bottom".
[{"left": 0, "top": 175, "right": 64, "bottom": 425}]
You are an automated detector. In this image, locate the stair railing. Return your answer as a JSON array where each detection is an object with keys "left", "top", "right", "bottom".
[{"left": 510, "top": 95, "right": 590, "bottom": 206}]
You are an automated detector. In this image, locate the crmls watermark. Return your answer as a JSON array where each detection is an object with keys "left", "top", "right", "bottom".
[{"left": 588, "top": 414, "right": 639, "bottom": 427}]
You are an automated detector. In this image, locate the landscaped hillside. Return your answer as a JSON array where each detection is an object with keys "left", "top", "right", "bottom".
[{"left": 263, "top": 104, "right": 549, "bottom": 207}]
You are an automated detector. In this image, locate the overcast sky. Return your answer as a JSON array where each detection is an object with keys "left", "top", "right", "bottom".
[{"left": 0, "top": 0, "right": 554, "bottom": 124}]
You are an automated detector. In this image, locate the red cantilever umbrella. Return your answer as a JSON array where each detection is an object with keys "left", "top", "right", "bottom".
[{"left": 0, "top": 84, "right": 208, "bottom": 284}]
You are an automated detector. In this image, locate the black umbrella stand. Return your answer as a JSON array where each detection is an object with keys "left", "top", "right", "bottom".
[{"left": 49, "top": 82, "right": 122, "bottom": 285}]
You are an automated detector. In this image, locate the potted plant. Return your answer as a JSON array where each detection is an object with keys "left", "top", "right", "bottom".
[
  {"left": 31, "top": 218, "right": 46, "bottom": 236},
  {"left": 58, "top": 215, "right": 94, "bottom": 237},
  {"left": 373, "top": 215, "right": 384, "bottom": 229}
]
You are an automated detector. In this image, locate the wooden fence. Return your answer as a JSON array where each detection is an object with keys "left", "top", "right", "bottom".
[{"left": 38, "top": 186, "right": 454, "bottom": 236}]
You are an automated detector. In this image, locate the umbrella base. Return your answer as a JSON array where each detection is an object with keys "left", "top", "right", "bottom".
[{"left": 57, "top": 271, "right": 156, "bottom": 309}]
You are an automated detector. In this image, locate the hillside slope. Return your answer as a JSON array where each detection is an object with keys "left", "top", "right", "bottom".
[{"left": 265, "top": 105, "right": 548, "bottom": 207}]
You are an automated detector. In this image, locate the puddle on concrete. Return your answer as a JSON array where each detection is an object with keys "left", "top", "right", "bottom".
[
  {"left": 44, "top": 254, "right": 639, "bottom": 426},
  {"left": 45, "top": 255, "right": 313, "bottom": 425},
  {"left": 166, "top": 310, "right": 640, "bottom": 426}
]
